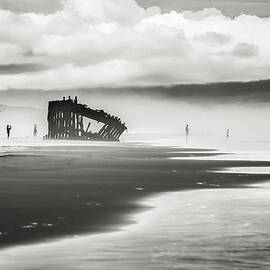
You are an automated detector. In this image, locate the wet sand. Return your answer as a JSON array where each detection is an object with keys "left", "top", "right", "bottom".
[
  {"left": 2, "top": 185, "right": 270, "bottom": 270},
  {"left": 0, "top": 142, "right": 270, "bottom": 248}
]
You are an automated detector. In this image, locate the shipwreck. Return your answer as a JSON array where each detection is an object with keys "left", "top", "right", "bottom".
[{"left": 46, "top": 97, "right": 127, "bottom": 141}]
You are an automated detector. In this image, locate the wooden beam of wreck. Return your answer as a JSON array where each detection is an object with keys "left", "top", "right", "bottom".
[
  {"left": 98, "top": 124, "right": 108, "bottom": 137},
  {"left": 85, "top": 122, "right": 91, "bottom": 133}
]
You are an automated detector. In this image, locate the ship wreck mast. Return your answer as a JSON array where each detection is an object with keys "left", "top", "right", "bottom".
[{"left": 47, "top": 96, "right": 127, "bottom": 141}]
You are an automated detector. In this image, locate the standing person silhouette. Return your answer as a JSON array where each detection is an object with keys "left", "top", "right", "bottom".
[
  {"left": 33, "top": 124, "right": 37, "bottom": 137},
  {"left": 185, "top": 124, "right": 190, "bottom": 144},
  {"left": 6, "top": 125, "right": 11, "bottom": 140},
  {"left": 226, "top": 129, "right": 230, "bottom": 139}
]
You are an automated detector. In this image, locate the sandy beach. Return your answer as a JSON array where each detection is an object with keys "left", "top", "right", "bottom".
[{"left": 0, "top": 140, "right": 270, "bottom": 251}]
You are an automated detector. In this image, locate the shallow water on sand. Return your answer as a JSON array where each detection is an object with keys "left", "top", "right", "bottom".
[
  {"left": 1, "top": 184, "right": 270, "bottom": 270},
  {"left": 1, "top": 137, "right": 270, "bottom": 269}
]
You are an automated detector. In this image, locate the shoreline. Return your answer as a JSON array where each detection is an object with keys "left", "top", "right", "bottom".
[
  {"left": 1, "top": 182, "right": 270, "bottom": 269},
  {"left": 0, "top": 142, "right": 270, "bottom": 250}
]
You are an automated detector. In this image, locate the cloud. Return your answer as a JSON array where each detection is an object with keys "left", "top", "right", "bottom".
[
  {"left": 61, "top": 0, "right": 162, "bottom": 25},
  {"left": 0, "top": 63, "right": 48, "bottom": 74},
  {"left": 0, "top": 0, "right": 61, "bottom": 13},
  {"left": 232, "top": 42, "right": 259, "bottom": 58},
  {"left": 0, "top": 0, "right": 269, "bottom": 89},
  {"left": 2, "top": 0, "right": 270, "bottom": 17},
  {"left": 194, "top": 31, "right": 231, "bottom": 45}
]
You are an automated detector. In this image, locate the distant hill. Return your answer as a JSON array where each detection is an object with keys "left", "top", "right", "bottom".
[{"left": 0, "top": 104, "right": 44, "bottom": 112}]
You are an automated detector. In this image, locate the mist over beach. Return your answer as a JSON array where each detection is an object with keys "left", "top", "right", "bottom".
[
  {"left": 0, "top": 0, "right": 270, "bottom": 269},
  {"left": 1, "top": 81, "right": 270, "bottom": 139}
]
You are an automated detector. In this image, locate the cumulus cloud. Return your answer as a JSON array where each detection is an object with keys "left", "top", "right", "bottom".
[{"left": 0, "top": 0, "right": 269, "bottom": 89}]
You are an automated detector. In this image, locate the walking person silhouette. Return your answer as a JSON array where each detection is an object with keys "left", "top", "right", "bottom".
[
  {"left": 185, "top": 124, "right": 190, "bottom": 144},
  {"left": 33, "top": 124, "right": 37, "bottom": 137},
  {"left": 6, "top": 125, "right": 11, "bottom": 140}
]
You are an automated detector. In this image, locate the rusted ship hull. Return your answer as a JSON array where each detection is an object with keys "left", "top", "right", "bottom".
[{"left": 46, "top": 97, "right": 127, "bottom": 141}]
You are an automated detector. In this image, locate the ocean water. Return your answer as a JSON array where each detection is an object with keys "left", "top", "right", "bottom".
[{"left": 0, "top": 136, "right": 270, "bottom": 269}]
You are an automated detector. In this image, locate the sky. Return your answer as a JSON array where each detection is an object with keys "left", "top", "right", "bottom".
[
  {"left": 1, "top": 0, "right": 270, "bottom": 16},
  {"left": 0, "top": 0, "right": 270, "bottom": 90},
  {"left": 139, "top": 0, "right": 270, "bottom": 17}
]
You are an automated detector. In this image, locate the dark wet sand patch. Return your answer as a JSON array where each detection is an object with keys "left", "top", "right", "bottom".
[{"left": 0, "top": 144, "right": 269, "bottom": 248}]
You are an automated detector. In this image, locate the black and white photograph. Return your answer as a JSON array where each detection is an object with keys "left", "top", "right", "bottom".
[{"left": 0, "top": 0, "right": 270, "bottom": 269}]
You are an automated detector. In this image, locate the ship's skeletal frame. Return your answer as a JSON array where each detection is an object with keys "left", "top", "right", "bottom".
[{"left": 47, "top": 97, "right": 127, "bottom": 141}]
